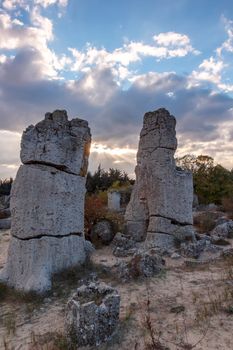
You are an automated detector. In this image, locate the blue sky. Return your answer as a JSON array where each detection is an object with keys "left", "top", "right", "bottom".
[{"left": 0, "top": 0, "right": 233, "bottom": 178}]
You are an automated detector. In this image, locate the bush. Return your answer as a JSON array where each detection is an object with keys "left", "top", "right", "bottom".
[
  {"left": 84, "top": 193, "right": 108, "bottom": 238},
  {"left": 222, "top": 197, "right": 233, "bottom": 219},
  {"left": 0, "top": 178, "right": 13, "bottom": 196},
  {"left": 84, "top": 192, "right": 125, "bottom": 242}
]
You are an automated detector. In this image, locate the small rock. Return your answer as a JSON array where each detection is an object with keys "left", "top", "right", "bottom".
[
  {"left": 180, "top": 238, "right": 221, "bottom": 259},
  {"left": 211, "top": 221, "right": 233, "bottom": 239},
  {"left": 171, "top": 253, "right": 181, "bottom": 259}
]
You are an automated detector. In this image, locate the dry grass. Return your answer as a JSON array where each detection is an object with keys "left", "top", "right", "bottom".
[{"left": 193, "top": 211, "right": 219, "bottom": 233}]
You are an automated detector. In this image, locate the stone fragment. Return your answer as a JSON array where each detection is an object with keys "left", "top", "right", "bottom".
[
  {"left": 21, "top": 110, "right": 91, "bottom": 176},
  {"left": 65, "top": 282, "right": 120, "bottom": 347},
  {"left": 125, "top": 108, "right": 194, "bottom": 247}
]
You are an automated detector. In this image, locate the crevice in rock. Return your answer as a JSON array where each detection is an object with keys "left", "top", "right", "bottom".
[
  {"left": 142, "top": 145, "right": 175, "bottom": 154},
  {"left": 23, "top": 160, "right": 79, "bottom": 176},
  {"left": 147, "top": 231, "right": 174, "bottom": 236},
  {"left": 12, "top": 232, "right": 83, "bottom": 241},
  {"left": 149, "top": 214, "right": 192, "bottom": 227}
]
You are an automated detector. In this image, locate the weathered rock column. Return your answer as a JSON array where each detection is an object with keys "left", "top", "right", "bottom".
[
  {"left": 125, "top": 108, "right": 194, "bottom": 248},
  {"left": 0, "top": 110, "right": 92, "bottom": 293}
]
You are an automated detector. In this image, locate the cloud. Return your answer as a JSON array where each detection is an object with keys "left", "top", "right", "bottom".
[
  {"left": 0, "top": 6, "right": 71, "bottom": 79},
  {"left": 189, "top": 17, "right": 233, "bottom": 92},
  {"left": 68, "top": 32, "right": 199, "bottom": 83},
  {"left": 35, "top": 0, "right": 68, "bottom": 8},
  {"left": 2, "top": 0, "right": 68, "bottom": 11},
  {"left": 1, "top": 60, "right": 233, "bottom": 178},
  {"left": 189, "top": 56, "right": 226, "bottom": 86},
  {"left": 0, "top": 7, "right": 233, "bottom": 178},
  {"left": 153, "top": 31, "right": 200, "bottom": 56},
  {"left": 217, "top": 16, "right": 233, "bottom": 56}
]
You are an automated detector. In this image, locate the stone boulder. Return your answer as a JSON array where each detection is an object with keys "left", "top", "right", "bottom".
[
  {"left": 0, "top": 110, "right": 92, "bottom": 293},
  {"left": 125, "top": 108, "right": 194, "bottom": 247},
  {"left": 210, "top": 221, "right": 233, "bottom": 239},
  {"left": 116, "top": 249, "right": 165, "bottom": 281},
  {"left": 65, "top": 282, "right": 120, "bottom": 347},
  {"left": 90, "top": 220, "right": 114, "bottom": 246},
  {"left": 112, "top": 232, "right": 137, "bottom": 257},
  {"left": 180, "top": 237, "right": 221, "bottom": 259}
]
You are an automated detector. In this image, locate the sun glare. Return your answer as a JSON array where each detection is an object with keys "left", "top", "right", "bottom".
[{"left": 91, "top": 142, "right": 137, "bottom": 157}]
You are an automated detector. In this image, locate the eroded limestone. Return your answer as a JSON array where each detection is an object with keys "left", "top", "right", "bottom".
[
  {"left": 21, "top": 110, "right": 91, "bottom": 176},
  {"left": 1, "top": 110, "right": 92, "bottom": 293},
  {"left": 125, "top": 108, "right": 194, "bottom": 247}
]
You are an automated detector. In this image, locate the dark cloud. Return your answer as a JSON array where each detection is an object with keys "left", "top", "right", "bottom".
[{"left": 0, "top": 51, "right": 233, "bottom": 176}]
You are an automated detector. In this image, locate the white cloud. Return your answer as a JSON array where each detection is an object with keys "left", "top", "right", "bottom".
[
  {"left": 0, "top": 7, "right": 71, "bottom": 79},
  {"left": 189, "top": 17, "right": 233, "bottom": 92},
  {"left": 68, "top": 32, "right": 199, "bottom": 84},
  {"left": 2, "top": 0, "right": 29, "bottom": 11},
  {"left": 154, "top": 32, "right": 191, "bottom": 47},
  {"left": 35, "top": 0, "right": 68, "bottom": 7},
  {"left": 189, "top": 56, "right": 226, "bottom": 86},
  {"left": 2, "top": 0, "right": 68, "bottom": 10},
  {"left": 216, "top": 16, "right": 233, "bottom": 56}
]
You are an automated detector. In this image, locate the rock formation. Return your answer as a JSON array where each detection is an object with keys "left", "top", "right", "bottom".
[
  {"left": 125, "top": 108, "right": 194, "bottom": 248},
  {"left": 0, "top": 110, "right": 91, "bottom": 293},
  {"left": 65, "top": 282, "right": 120, "bottom": 347}
]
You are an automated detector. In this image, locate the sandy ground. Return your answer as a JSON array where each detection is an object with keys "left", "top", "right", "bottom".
[{"left": 0, "top": 230, "right": 233, "bottom": 350}]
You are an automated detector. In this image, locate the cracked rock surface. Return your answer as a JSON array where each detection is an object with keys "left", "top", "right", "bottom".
[
  {"left": 0, "top": 110, "right": 91, "bottom": 293},
  {"left": 125, "top": 108, "right": 194, "bottom": 247},
  {"left": 65, "top": 282, "right": 120, "bottom": 347}
]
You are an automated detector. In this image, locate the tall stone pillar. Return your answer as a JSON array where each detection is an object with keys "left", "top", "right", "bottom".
[
  {"left": 0, "top": 110, "right": 91, "bottom": 293},
  {"left": 125, "top": 108, "right": 194, "bottom": 248}
]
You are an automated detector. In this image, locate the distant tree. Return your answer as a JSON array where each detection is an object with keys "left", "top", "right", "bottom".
[
  {"left": 0, "top": 178, "right": 13, "bottom": 196},
  {"left": 86, "top": 165, "right": 134, "bottom": 193},
  {"left": 176, "top": 154, "right": 233, "bottom": 204}
]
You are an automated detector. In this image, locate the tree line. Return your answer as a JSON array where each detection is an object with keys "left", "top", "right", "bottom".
[
  {"left": 1, "top": 156, "right": 233, "bottom": 205},
  {"left": 176, "top": 154, "right": 233, "bottom": 204}
]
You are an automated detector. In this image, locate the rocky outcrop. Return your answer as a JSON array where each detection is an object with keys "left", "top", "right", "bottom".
[
  {"left": 0, "top": 110, "right": 91, "bottom": 293},
  {"left": 125, "top": 108, "right": 194, "bottom": 247}
]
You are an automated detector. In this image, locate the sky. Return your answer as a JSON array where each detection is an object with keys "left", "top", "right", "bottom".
[{"left": 0, "top": 0, "right": 233, "bottom": 179}]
